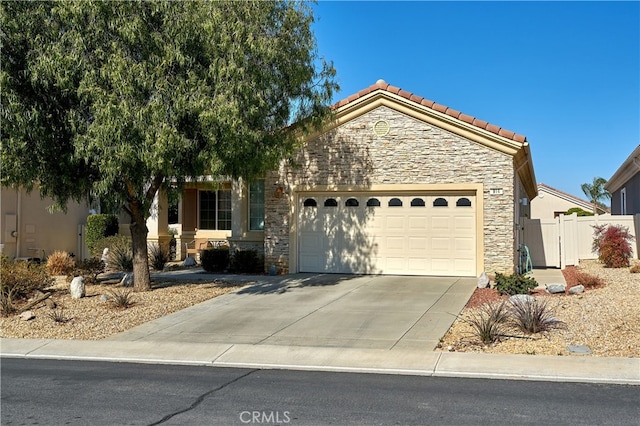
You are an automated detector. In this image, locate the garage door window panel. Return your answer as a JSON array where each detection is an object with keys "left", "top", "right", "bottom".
[
  {"left": 456, "top": 198, "right": 472, "bottom": 207},
  {"left": 388, "top": 198, "right": 403, "bottom": 207},
  {"left": 433, "top": 198, "right": 448, "bottom": 207},
  {"left": 410, "top": 198, "right": 425, "bottom": 207}
]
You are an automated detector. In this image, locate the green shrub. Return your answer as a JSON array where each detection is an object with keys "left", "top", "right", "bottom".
[
  {"left": 463, "top": 301, "right": 510, "bottom": 344},
  {"left": 494, "top": 272, "right": 538, "bottom": 296},
  {"left": 509, "top": 297, "right": 566, "bottom": 334},
  {"left": 592, "top": 224, "right": 635, "bottom": 268},
  {"left": 148, "top": 242, "right": 169, "bottom": 271},
  {"left": 86, "top": 214, "right": 119, "bottom": 256},
  {"left": 201, "top": 247, "right": 230, "bottom": 273},
  {"left": 1, "top": 256, "right": 53, "bottom": 316},
  {"left": 229, "top": 249, "right": 263, "bottom": 274},
  {"left": 565, "top": 207, "right": 594, "bottom": 217}
]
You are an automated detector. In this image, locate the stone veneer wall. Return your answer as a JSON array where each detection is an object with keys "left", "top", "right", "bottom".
[{"left": 264, "top": 106, "right": 516, "bottom": 275}]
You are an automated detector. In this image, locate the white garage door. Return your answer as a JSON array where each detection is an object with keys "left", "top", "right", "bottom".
[{"left": 298, "top": 193, "right": 476, "bottom": 276}]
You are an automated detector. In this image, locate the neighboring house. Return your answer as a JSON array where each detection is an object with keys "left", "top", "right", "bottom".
[
  {"left": 148, "top": 80, "right": 537, "bottom": 277},
  {"left": 0, "top": 186, "right": 90, "bottom": 260},
  {"left": 530, "top": 183, "right": 608, "bottom": 219},
  {"left": 605, "top": 145, "right": 640, "bottom": 215}
]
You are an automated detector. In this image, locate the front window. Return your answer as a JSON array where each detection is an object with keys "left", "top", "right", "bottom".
[
  {"left": 199, "top": 190, "right": 231, "bottom": 230},
  {"left": 249, "top": 180, "right": 265, "bottom": 231}
]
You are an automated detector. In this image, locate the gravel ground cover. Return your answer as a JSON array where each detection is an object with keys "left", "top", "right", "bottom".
[
  {"left": 0, "top": 275, "right": 248, "bottom": 340},
  {"left": 437, "top": 260, "right": 640, "bottom": 357},
  {"left": 2, "top": 260, "right": 638, "bottom": 359}
]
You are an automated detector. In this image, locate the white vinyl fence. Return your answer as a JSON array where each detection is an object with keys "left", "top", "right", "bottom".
[{"left": 523, "top": 214, "right": 640, "bottom": 268}]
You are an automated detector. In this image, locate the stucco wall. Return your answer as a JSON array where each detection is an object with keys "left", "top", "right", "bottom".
[
  {"left": 264, "top": 106, "right": 517, "bottom": 275},
  {"left": 1, "top": 187, "right": 89, "bottom": 259},
  {"left": 530, "top": 191, "right": 592, "bottom": 219}
]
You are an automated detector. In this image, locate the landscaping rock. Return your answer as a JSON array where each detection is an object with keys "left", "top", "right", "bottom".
[
  {"left": 120, "top": 273, "right": 133, "bottom": 287},
  {"left": 99, "top": 294, "right": 110, "bottom": 302},
  {"left": 477, "top": 272, "right": 490, "bottom": 288},
  {"left": 569, "top": 285, "right": 585, "bottom": 295},
  {"left": 546, "top": 283, "right": 566, "bottom": 294},
  {"left": 70, "top": 276, "right": 85, "bottom": 299},
  {"left": 183, "top": 256, "right": 196, "bottom": 267},
  {"left": 509, "top": 294, "right": 535, "bottom": 304},
  {"left": 19, "top": 311, "right": 35, "bottom": 321}
]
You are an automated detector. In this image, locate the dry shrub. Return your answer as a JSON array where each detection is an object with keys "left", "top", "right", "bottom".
[
  {"left": 46, "top": 251, "right": 76, "bottom": 276},
  {"left": 563, "top": 266, "right": 605, "bottom": 290},
  {"left": 630, "top": 264, "right": 640, "bottom": 274},
  {"left": 1, "top": 256, "right": 53, "bottom": 316}
]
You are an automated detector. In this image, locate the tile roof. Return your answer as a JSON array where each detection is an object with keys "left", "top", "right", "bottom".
[{"left": 333, "top": 79, "right": 527, "bottom": 143}]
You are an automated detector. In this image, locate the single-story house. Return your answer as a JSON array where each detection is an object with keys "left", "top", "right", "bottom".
[
  {"left": 529, "top": 183, "right": 608, "bottom": 219},
  {"left": 0, "top": 186, "right": 90, "bottom": 260},
  {"left": 148, "top": 80, "right": 537, "bottom": 277},
  {"left": 605, "top": 144, "right": 640, "bottom": 215}
]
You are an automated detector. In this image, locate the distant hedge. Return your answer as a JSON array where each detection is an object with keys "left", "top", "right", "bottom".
[{"left": 86, "top": 214, "right": 119, "bottom": 256}]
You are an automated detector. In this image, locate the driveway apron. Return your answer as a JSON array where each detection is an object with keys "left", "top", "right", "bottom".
[{"left": 108, "top": 274, "right": 476, "bottom": 351}]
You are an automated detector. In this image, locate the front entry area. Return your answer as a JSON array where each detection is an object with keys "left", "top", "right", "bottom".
[{"left": 297, "top": 192, "right": 477, "bottom": 276}]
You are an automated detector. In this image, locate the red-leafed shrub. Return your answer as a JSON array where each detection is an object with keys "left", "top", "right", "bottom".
[{"left": 592, "top": 224, "right": 635, "bottom": 268}]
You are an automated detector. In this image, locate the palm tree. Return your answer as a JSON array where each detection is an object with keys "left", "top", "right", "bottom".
[{"left": 581, "top": 177, "right": 611, "bottom": 214}]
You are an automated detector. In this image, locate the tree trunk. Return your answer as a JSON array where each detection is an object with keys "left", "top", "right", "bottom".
[{"left": 129, "top": 202, "right": 152, "bottom": 292}]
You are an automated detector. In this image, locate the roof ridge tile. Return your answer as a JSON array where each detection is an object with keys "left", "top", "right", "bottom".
[{"left": 333, "top": 80, "right": 527, "bottom": 143}]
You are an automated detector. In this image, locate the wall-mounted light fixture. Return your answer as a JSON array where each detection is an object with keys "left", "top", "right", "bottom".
[{"left": 274, "top": 186, "right": 284, "bottom": 199}]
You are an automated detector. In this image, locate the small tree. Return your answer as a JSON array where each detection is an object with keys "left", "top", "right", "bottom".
[
  {"left": 592, "top": 224, "right": 635, "bottom": 268},
  {"left": 581, "top": 177, "right": 611, "bottom": 214},
  {"left": 1, "top": 1, "right": 338, "bottom": 291}
]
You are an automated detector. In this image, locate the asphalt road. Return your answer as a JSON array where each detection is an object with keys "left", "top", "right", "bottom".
[{"left": 1, "top": 358, "right": 638, "bottom": 425}]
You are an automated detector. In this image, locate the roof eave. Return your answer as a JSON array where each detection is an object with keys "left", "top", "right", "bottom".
[{"left": 605, "top": 145, "right": 640, "bottom": 193}]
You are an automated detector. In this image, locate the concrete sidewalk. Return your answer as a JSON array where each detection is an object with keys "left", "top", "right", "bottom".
[{"left": 2, "top": 268, "right": 638, "bottom": 385}]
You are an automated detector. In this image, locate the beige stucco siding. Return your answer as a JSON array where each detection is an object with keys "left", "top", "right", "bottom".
[
  {"left": 264, "top": 105, "right": 517, "bottom": 275},
  {"left": 1, "top": 187, "right": 89, "bottom": 259}
]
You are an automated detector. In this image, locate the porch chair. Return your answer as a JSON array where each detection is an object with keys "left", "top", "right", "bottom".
[{"left": 185, "top": 238, "right": 211, "bottom": 263}]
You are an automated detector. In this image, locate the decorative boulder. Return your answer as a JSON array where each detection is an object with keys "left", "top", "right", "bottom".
[
  {"left": 19, "top": 311, "right": 35, "bottom": 321},
  {"left": 70, "top": 276, "right": 86, "bottom": 299},
  {"left": 569, "top": 285, "right": 585, "bottom": 295},
  {"left": 509, "top": 294, "right": 535, "bottom": 304},
  {"left": 120, "top": 273, "right": 134, "bottom": 287},
  {"left": 477, "top": 272, "right": 490, "bottom": 288},
  {"left": 546, "top": 283, "right": 566, "bottom": 294},
  {"left": 183, "top": 256, "right": 196, "bottom": 267}
]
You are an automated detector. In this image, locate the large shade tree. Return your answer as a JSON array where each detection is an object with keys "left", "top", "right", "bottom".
[
  {"left": 581, "top": 177, "right": 611, "bottom": 214},
  {"left": 1, "top": 0, "right": 338, "bottom": 290}
]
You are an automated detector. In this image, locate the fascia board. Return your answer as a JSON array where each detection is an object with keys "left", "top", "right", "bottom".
[{"left": 605, "top": 145, "right": 640, "bottom": 193}]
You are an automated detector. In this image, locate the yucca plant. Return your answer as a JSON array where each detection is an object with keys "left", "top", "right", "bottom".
[
  {"left": 509, "top": 297, "right": 566, "bottom": 334},
  {"left": 109, "top": 288, "right": 135, "bottom": 309},
  {"left": 148, "top": 243, "right": 170, "bottom": 271},
  {"left": 462, "top": 301, "right": 510, "bottom": 344},
  {"left": 46, "top": 308, "right": 72, "bottom": 324},
  {"left": 46, "top": 251, "right": 76, "bottom": 276}
]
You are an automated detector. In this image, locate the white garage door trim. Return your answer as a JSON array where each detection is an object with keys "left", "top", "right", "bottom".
[{"left": 293, "top": 187, "right": 482, "bottom": 277}]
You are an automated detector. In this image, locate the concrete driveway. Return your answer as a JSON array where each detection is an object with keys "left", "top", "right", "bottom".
[{"left": 109, "top": 274, "right": 477, "bottom": 350}]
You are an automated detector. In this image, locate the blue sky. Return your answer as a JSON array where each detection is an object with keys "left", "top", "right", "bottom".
[{"left": 311, "top": 1, "right": 639, "bottom": 202}]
